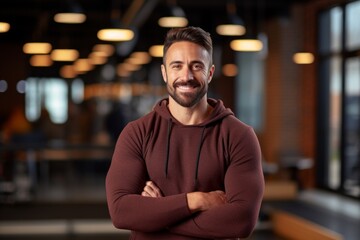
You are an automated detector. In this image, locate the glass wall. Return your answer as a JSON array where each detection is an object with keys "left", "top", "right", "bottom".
[{"left": 318, "top": 0, "right": 360, "bottom": 198}]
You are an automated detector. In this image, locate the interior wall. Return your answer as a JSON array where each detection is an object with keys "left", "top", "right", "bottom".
[
  {"left": 260, "top": 3, "right": 317, "bottom": 188},
  {"left": 0, "top": 43, "right": 28, "bottom": 118}
]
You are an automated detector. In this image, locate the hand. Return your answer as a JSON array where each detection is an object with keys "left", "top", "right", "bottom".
[
  {"left": 187, "top": 190, "right": 227, "bottom": 213},
  {"left": 141, "top": 181, "right": 163, "bottom": 197}
]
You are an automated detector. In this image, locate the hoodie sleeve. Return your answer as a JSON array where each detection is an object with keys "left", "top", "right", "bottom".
[
  {"left": 168, "top": 126, "right": 265, "bottom": 239},
  {"left": 106, "top": 122, "right": 192, "bottom": 232}
]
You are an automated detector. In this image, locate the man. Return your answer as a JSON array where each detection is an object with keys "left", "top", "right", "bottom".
[{"left": 106, "top": 26, "right": 264, "bottom": 239}]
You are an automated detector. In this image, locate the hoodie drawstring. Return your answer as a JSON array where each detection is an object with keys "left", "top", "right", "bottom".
[
  {"left": 164, "top": 119, "right": 206, "bottom": 189},
  {"left": 194, "top": 126, "right": 206, "bottom": 188},
  {"left": 165, "top": 118, "right": 172, "bottom": 178}
]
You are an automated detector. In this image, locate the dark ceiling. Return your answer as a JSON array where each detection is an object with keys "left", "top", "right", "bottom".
[{"left": 0, "top": 0, "right": 309, "bottom": 78}]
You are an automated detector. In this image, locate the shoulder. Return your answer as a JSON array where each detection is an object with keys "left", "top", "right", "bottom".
[
  {"left": 222, "top": 115, "right": 253, "bottom": 133},
  {"left": 124, "top": 110, "right": 157, "bottom": 133},
  {"left": 221, "top": 115, "right": 259, "bottom": 146}
]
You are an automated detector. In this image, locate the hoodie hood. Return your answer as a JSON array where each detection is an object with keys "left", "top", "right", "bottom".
[
  {"left": 152, "top": 98, "right": 234, "bottom": 189},
  {"left": 153, "top": 98, "right": 234, "bottom": 126}
]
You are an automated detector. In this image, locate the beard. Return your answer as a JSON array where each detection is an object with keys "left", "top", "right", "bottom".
[{"left": 166, "top": 79, "right": 207, "bottom": 108}]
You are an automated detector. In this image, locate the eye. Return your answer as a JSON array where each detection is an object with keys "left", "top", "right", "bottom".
[
  {"left": 171, "top": 64, "right": 181, "bottom": 69},
  {"left": 192, "top": 63, "right": 204, "bottom": 71}
]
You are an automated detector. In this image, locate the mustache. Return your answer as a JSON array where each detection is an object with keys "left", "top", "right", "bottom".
[{"left": 173, "top": 79, "right": 200, "bottom": 88}]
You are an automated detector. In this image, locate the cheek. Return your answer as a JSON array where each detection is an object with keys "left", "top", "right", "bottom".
[{"left": 167, "top": 72, "right": 177, "bottom": 82}]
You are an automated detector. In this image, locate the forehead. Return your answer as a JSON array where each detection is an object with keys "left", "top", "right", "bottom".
[{"left": 165, "top": 41, "right": 210, "bottom": 64}]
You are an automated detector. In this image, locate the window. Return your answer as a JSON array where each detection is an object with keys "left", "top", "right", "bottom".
[
  {"left": 25, "top": 77, "right": 69, "bottom": 124},
  {"left": 318, "top": 0, "right": 360, "bottom": 197},
  {"left": 235, "top": 52, "right": 265, "bottom": 132}
]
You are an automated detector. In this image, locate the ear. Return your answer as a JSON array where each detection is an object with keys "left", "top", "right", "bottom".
[
  {"left": 208, "top": 64, "right": 215, "bottom": 83},
  {"left": 161, "top": 64, "right": 167, "bottom": 83}
]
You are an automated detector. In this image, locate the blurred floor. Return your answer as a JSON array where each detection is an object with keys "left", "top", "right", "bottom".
[{"left": 0, "top": 228, "right": 282, "bottom": 240}]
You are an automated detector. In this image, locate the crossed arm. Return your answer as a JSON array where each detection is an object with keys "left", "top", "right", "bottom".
[
  {"left": 107, "top": 124, "right": 264, "bottom": 238},
  {"left": 142, "top": 181, "right": 227, "bottom": 213}
]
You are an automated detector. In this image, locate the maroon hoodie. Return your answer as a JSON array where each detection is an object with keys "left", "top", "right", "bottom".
[{"left": 106, "top": 98, "right": 264, "bottom": 239}]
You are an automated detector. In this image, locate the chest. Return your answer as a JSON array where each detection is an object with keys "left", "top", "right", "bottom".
[{"left": 144, "top": 126, "right": 229, "bottom": 193}]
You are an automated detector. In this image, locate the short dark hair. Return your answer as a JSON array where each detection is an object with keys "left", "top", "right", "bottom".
[{"left": 163, "top": 26, "right": 213, "bottom": 66}]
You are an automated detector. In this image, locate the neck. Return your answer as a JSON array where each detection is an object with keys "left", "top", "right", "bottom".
[{"left": 168, "top": 97, "right": 213, "bottom": 125}]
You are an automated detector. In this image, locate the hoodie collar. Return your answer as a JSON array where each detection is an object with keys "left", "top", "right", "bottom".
[{"left": 153, "top": 98, "right": 234, "bottom": 127}]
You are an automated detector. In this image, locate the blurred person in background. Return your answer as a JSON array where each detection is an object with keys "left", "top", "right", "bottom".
[{"left": 106, "top": 26, "right": 264, "bottom": 239}]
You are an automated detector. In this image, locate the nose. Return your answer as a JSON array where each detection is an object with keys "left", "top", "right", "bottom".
[{"left": 182, "top": 66, "right": 194, "bottom": 80}]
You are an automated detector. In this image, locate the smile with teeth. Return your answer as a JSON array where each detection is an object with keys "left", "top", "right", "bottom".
[
  {"left": 178, "top": 85, "right": 196, "bottom": 90},
  {"left": 174, "top": 81, "right": 199, "bottom": 91}
]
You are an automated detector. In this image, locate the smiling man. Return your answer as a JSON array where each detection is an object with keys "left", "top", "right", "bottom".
[{"left": 106, "top": 26, "right": 264, "bottom": 240}]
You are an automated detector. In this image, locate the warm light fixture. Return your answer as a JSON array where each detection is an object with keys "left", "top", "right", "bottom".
[
  {"left": 51, "top": 49, "right": 79, "bottom": 61},
  {"left": 60, "top": 65, "right": 77, "bottom": 79},
  {"left": 89, "top": 52, "right": 108, "bottom": 65},
  {"left": 158, "top": 3, "right": 188, "bottom": 28},
  {"left": 117, "top": 62, "right": 141, "bottom": 72},
  {"left": 127, "top": 51, "right": 152, "bottom": 65},
  {"left": 29, "top": 55, "right": 53, "bottom": 67},
  {"left": 230, "top": 39, "right": 263, "bottom": 52},
  {"left": 158, "top": 16, "right": 188, "bottom": 28},
  {"left": 54, "top": 12, "right": 86, "bottom": 24},
  {"left": 216, "top": 1, "right": 245, "bottom": 36},
  {"left": 73, "top": 58, "right": 94, "bottom": 73},
  {"left": 92, "top": 44, "right": 115, "bottom": 57},
  {"left": 216, "top": 24, "right": 246, "bottom": 36},
  {"left": 0, "top": 22, "right": 10, "bottom": 33},
  {"left": 149, "top": 45, "right": 164, "bottom": 57},
  {"left": 222, "top": 64, "right": 238, "bottom": 77},
  {"left": 97, "top": 29, "right": 134, "bottom": 41},
  {"left": 54, "top": 0, "right": 86, "bottom": 24},
  {"left": 23, "top": 42, "right": 52, "bottom": 54},
  {"left": 117, "top": 68, "right": 131, "bottom": 78},
  {"left": 293, "top": 52, "right": 314, "bottom": 64}
]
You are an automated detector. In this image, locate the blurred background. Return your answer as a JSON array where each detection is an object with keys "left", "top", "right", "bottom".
[{"left": 0, "top": 0, "right": 359, "bottom": 239}]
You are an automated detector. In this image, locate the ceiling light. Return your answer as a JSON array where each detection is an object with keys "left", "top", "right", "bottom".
[
  {"left": 97, "top": 29, "right": 134, "bottom": 41},
  {"left": 54, "top": 13, "right": 86, "bottom": 24},
  {"left": 216, "top": 24, "right": 245, "bottom": 36},
  {"left": 30, "top": 55, "right": 53, "bottom": 67},
  {"left": 230, "top": 39, "right": 263, "bottom": 52},
  {"left": 73, "top": 58, "right": 94, "bottom": 72},
  {"left": 23, "top": 42, "right": 52, "bottom": 54},
  {"left": 54, "top": 0, "right": 86, "bottom": 24},
  {"left": 51, "top": 49, "right": 79, "bottom": 61},
  {"left": 149, "top": 45, "right": 164, "bottom": 57},
  {"left": 127, "top": 52, "right": 152, "bottom": 65},
  {"left": 222, "top": 64, "right": 238, "bottom": 77},
  {"left": 60, "top": 65, "right": 77, "bottom": 79},
  {"left": 0, "top": 22, "right": 10, "bottom": 33},
  {"left": 293, "top": 52, "right": 314, "bottom": 64},
  {"left": 216, "top": 2, "right": 245, "bottom": 36},
  {"left": 158, "top": 16, "right": 188, "bottom": 28},
  {"left": 117, "top": 62, "right": 141, "bottom": 72},
  {"left": 158, "top": 4, "right": 188, "bottom": 28},
  {"left": 116, "top": 67, "right": 131, "bottom": 78},
  {"left": 89, "top": 52, "right": 108, "bottom": 65},
  {"left": 92, "top": 44, "right": 115, "bottom": 57}
]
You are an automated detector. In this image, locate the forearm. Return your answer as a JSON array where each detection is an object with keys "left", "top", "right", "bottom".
[
  {"left": 168, "top": 200, "right": 261, "bottom": 239},
  {"left": 107, "top": 191, "right": 192, "bottom": 232},
  {"left": 186, "top": 191, "right": 226, "bottom": 213}
]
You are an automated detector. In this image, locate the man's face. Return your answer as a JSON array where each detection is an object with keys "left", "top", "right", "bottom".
[{"left": 161, "top": 41, "right": 214, "bottom": 108}]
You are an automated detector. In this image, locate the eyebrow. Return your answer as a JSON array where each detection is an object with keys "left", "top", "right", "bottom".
[
  {"left": 169, "top": 60, "right": 183, "bottom": 66},
  {"left": 168, "top": 60, "right": 205, "bottom": 66}
]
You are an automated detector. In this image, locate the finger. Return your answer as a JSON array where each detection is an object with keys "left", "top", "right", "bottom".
[
  {"left": 143, "top": 185, "right": 157, "bottom": 197},
  {"left": 141, "top": 191, "right": 150, "bottom": 197},
  {"left": 146, "top": 181, "right": 163, "bottom": 197}
]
